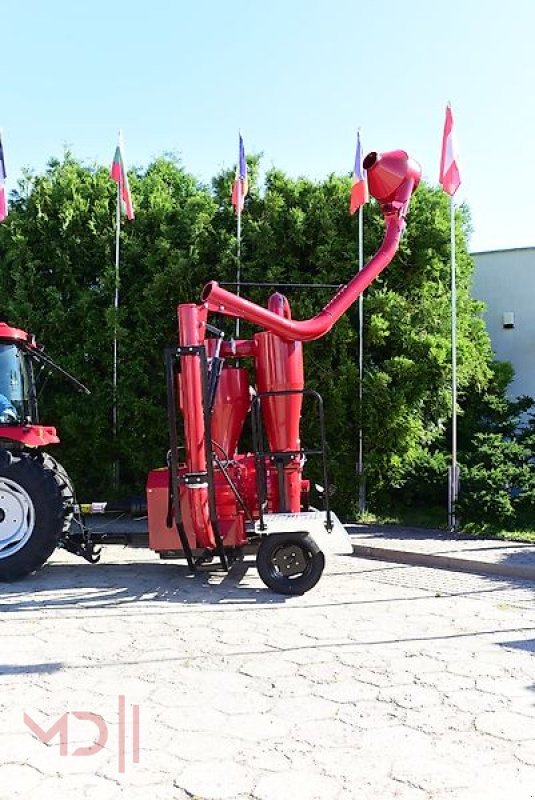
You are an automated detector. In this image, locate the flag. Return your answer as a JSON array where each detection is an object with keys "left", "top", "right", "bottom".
[
  {"left": 231, "top": 134, "right": 248, "bottom": 214},
  {"left": 110, "top": 138, "right": 134, "bottom": 220},
  {"left": 439, "top": 104, "right": 461, "bottom": 196},
  {"left": 0, "top": 133, "right": 7, "bottom": 222},
  {"left": 350, "top": 131, "right": 368, "bottom": 214}
]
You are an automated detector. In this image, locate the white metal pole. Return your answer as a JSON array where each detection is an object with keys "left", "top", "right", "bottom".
[
  {"left": 449, "top": 196, "right": 458, "bottom": 528},
  {"left": 357, "top": 203, "right": 366, "bottom": 513},
  {"left": 112, "top": 180, "right": 121, "bottom": 489}
]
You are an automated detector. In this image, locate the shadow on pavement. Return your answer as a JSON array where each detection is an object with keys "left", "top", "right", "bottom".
[
  {"left": 0, "top": 557, "right": 291, "bottom": 611},
  {"left": 500, "top": 639, "right": 535, "bottom": 654},
  {"left": 0, "top": 662, "right": 63, "bottom": 675}
]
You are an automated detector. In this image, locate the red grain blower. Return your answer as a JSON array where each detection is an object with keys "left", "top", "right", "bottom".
[{"left": 146, "top": 149, "right": 421, "bottom": 594}]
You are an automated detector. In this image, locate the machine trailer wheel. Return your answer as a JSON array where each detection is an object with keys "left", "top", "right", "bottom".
[
  {"left": 256, "top": 532, "right": 325, "bottom": 595},
  {"left": 0, "top": 453, "right": 64, "bottom": 581}
]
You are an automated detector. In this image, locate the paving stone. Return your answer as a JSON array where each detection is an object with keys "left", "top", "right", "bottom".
[
  {"left": 0, "top": 762, "right": 46, "bottom": 793},
  {"left": 175, "top": 760, "right": 255, "bottom": 799},
  {"left": 313, "top": 678, "right": 378, "bottom": 704},
  {"left": 254, "top": 768, "right": 340, "bottom": 800},
  {"left": 476, "top": 675, "right": 534, "bottom": 699},
  {"left": 475, "top": 709, "right": 535, "bottom": 741},
  {"left": 235, "top": 743, "right": 291, "bottom": 773},
  {"left": 402, "top": 705, "right": 474, "bottom": 735},
  {"left": 2, "top": 542, "right": 535, "bottom": 799},
  {"left": 444, "top": 687, "right": 508, "bottom": 713},
  {"left": 270, "top": 694, "right": 338, "bottom": 723},
  {"left": 292, "top": 717, "right": 356, "bottom": 748},
  {"left": 338, "top": 699, "right": 406, "bottom": 730},
  {"left": 377, "top": 684, "right": 442, "bottom": 710},
  {"left": 238, "top": 656, "right": 297, "bottom": 679},
  {"left": 416, "top": 669, "right": 475, "bottom": 693},
  {"left": 211, "top": 690, "right": 273, "bottom": 715}
]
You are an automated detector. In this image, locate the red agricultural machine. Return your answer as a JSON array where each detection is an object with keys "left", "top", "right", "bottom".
[
  {"left": 0, "top": 149, "right": 420, "bottom": 594},
  {"left": 0, "top": 322, "right": 89, "bottom": 580}
]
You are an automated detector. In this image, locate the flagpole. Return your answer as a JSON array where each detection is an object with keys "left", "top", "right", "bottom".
[
  {"left": 448, "top": 195, "right": 458, "bottom": 529},
  {"left": 235, "top": 196, "right": 242, "bottom": 338},
  {"left": 357, "top": 203, "right": 366, "bottom": 513},
  {"left": 112, "top": 177, "right": 121, "bottom": 490}
]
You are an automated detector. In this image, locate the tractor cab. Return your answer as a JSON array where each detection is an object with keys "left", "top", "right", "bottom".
[
  {"left": 0, "top": 322, "right": 89, "bottom": 449},
  {"left": 0, "top": 340, "right": 37, "bottom": 425}
]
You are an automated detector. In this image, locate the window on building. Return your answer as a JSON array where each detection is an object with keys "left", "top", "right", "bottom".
[{"left": 502, "top": 312, "right": 515, "bottom": 329}]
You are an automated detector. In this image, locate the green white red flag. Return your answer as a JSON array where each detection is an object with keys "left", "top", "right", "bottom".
[{"left": 110, "top": 140, "right": 134, "bottom": 220}]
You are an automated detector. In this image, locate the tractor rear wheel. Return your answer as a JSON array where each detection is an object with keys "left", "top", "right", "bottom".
[
  {"left": 0, "top": 453, "right": 64, "bottom": 581},
  {"left": 256, "top": 532, "right": 325, "bottom": 595}
]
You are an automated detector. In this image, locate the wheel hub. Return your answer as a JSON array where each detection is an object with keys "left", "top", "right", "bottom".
[
  {"left": 272, "top": 543, "right": 309, "bottom": 577},
  {"left": 0, "top": 477, "right": 36, "bottom": 558}
]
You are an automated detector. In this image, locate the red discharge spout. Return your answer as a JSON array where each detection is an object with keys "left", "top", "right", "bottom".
[{"left": 201, "top": 150, "right": 421, "bottom": 342}]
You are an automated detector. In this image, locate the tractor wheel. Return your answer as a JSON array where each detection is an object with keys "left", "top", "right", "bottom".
[
  {"left": 0, "top": 453, "right": 64, "bottom": 581},
  {"left": 37, "top": 453, "right": 75, "bottom": 534},
  {"left": 256, "top": 532, "right": 325, "bottom": 596}
]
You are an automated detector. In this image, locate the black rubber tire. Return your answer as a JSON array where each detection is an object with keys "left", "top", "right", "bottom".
[
  {"left": 0, "top": 453, "right": 64, "bottom": 581},
  {"left": 256, "top": 532, "right": 325, "bottom": 595},
  {"left": 37, "top": 453, "right": 75, "bottom": 534}
]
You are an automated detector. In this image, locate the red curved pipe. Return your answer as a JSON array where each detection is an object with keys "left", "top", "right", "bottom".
[{"left": 202, "top": 150, "right": 421, "bottom": 343}]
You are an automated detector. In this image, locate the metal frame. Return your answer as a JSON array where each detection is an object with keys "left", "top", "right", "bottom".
[
  {"left": 251, "top": 388, "right": 332, "bottom": 532},
  {"left": 168, "top": 344, "right": 229, "bottom": 571},
  {"left": 164, "top": 347, "right": 196, "bottom": 572}
]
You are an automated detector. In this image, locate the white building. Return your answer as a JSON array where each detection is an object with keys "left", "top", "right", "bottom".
[{"left": 471, "top": 246, "right": 535, "bottom": 399}]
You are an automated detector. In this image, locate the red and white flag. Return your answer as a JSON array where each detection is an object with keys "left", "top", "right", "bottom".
[{"left": 439, "top": 104, "right": 461, "bottom": 196}]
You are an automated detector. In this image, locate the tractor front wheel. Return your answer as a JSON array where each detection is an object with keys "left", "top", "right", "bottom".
[
  {"left": 256, "top": 532, "right": 325, "bottom": 595},
  {"left": 38, "top": 453, "right": 75, "bottom": 534},
  {"left": 0, "top": 453, "right": 64, "bottom": 581}
]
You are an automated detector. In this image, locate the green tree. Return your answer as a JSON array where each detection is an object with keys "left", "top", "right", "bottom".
[
  {"left": 0, "top": 153, "right": 216, "bottom": 499},
  {"left": 0, "top": 152, "right": 499, "bottom": 523},
  {"left": 209, "top": 167, "right": 494, "bottom": 515}
]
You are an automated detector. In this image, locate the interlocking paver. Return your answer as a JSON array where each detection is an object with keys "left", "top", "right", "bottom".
[{"left": 0, "top": 544, "right": 534, "bottom": 799}]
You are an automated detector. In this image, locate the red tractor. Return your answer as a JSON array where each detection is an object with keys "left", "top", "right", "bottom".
[
  {"left": 0, "top": 323, "right": 89, "bottom": 581},
  {"left": 0, "top": 149, "right": 420, "bottom": 594}
]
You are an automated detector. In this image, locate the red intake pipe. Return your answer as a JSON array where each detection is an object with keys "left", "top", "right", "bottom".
[{"left": 201, "top": 150, "right": 421, "bottom": 342}]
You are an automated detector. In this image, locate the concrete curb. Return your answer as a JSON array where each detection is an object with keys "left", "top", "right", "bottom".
[{"left": 351, "top": 542, "right": 535, "bottom": 582}]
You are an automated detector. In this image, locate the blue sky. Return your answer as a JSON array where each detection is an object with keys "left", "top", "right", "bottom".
[{"left": 4, "top": 0, "right": 534, "bottom": 252}]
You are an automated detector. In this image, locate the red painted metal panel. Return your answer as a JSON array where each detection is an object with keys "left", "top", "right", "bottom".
[
  {"left": 210, "top": 367, "right": 250, "bottom": 459},
  {"left": 176, "top": 304, "right": 215, "bottom": 550},
  {"left": 255, "top": 332, "right": 303, "bottom": 453},
  {"left": 0, "top": 322, "right": 35, "bottom": 347},
  {"left": 0, "top": 425, "right": 59, "bottom": 447}
]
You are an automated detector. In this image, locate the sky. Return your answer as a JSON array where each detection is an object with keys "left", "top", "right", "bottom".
[{"left": 3, "top": 0, "right": 535, "bottom": 253}]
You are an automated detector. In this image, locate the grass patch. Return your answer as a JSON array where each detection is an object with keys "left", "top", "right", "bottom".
[{"left": 354, "top": 507, "right": 535, "bottom": 544}]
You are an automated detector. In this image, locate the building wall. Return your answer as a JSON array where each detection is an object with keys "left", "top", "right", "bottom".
[{"left": 471, "top": 247, "right": 535, "bottom": 399}]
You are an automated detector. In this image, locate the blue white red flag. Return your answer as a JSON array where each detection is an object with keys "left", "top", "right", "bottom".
[
  {"left": 0, "top": 133, "right": 7, "bottom": 222},
  {"left": 231, "top": 134, "right": 249, "bottom": 214},
  {"left": 350, "top": 131, "right": 368, "bottom": 214}
]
